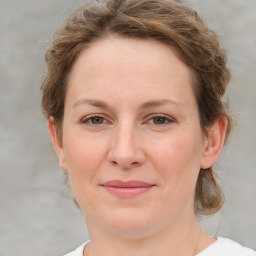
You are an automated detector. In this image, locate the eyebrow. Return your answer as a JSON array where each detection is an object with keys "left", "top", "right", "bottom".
[
  {"left": 72, "top": 98, "right": 183, "bottom": 109},
  {"left": 140, "top": 99, "right": 183, "bottom": 109},
  {"left": 73, "top": 99, "right": 109, "bottom": 109}
]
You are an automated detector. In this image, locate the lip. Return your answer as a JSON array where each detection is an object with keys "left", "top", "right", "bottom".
[{"left": 100, "top": 180, "right": 155, "bottom": 198}]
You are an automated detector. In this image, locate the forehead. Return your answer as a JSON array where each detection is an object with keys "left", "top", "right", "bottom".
[
  {"left": 71, "top": 36, "right": 192, "bottom": 79},
  {"left": 67, "top": 36, "right": 196, "bottom": 109}
]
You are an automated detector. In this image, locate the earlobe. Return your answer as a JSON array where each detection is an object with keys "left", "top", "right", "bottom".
[
  {"left": 200, "top": 116, "right": 228, "bottom": 169},
  {"left": 48, "top": 118, "right": 68, "bottom": 172}
]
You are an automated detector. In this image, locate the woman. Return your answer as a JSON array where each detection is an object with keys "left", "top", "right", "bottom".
[{"left": 41, "top": 0, "right": 256, "bottom": 255}]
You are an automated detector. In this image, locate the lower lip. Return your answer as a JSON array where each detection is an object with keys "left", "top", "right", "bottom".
[{"left": 102, "top": 186, "right": 154, "bottom": 198}]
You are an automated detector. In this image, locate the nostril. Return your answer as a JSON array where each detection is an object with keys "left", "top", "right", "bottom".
[
  {"left": 111, "top": 160, "right": 118, "bottom": 166},
  {"left": 107, "top": 140, "right": 146, "bottom": 169},
  {"left": 110, "top": 160, "right": 140, "bottom": 169}
]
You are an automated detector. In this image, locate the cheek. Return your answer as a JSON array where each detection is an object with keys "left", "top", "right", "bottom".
[
  {"left": 149, "top": 133, "right": 203, "bottom": 186},
  {"left": 63, "top": 136, "right": 107, "bottom": 200},
  {"left": 64, "top": 135, "right": 106, "bottom": 173},
  {"left": 149, "top": 135, "right": 202, "bottom": 214}
]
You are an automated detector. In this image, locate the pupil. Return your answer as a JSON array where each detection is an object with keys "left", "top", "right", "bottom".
[
  {"left": 92, "top": 117, "right": 103, "bottom": 124},
  {"left": 154, "top": 117, "right": 165, "bottom": 124}
]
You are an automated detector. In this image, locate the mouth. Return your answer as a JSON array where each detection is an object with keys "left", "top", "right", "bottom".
[{"left": 100, "top": 180, "right": 156, "bottom": 198}]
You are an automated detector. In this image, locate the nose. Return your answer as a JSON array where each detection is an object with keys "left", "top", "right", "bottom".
[{"left": 107, "top": 123, "right": 146, "bottom": 169}]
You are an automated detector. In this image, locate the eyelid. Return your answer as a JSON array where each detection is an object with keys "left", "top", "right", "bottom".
[
  {"left": 144, "top": 113, "right": 175, "bottom": 124},
  {"left": 80, "top": 114, "right": 111, "bottom": 124},
  {"left": 79, "top": 113, "right": 175, "bottom": 125}
]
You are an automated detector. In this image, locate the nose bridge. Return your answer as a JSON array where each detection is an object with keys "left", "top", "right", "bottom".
[{"left": 107, "top": 119, "right": 145, "bottom": 168}]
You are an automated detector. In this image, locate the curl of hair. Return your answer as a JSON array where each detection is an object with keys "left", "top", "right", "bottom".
[{"left": 41, "top": 0, "right": 233, "bottom": 216}]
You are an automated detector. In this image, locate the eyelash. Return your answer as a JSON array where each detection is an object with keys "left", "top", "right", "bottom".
[
  {"left": 146, "top": 114, "right": 174, "bottom": 125},
  {"left": 80, "top": 114, "right": 175, "bottom": 126},
  {"left": 80, "top": 114, "right": 109, "bottom": 125}
]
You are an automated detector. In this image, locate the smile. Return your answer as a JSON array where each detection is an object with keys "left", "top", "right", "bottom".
[{"left": 100, "top": 180, "right": 155, "bottom": 198}]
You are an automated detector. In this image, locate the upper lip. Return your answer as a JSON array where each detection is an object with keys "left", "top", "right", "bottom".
[{"left": 101, "top": 180, "right": 155, "bottom": 188}]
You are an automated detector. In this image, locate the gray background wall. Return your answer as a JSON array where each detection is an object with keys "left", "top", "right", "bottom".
[{"left": 0, "top": 0, "right": 255, "bottom": 255}]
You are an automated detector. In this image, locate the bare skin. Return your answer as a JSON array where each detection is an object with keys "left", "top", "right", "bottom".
[{"left": 49, "top": 36, "right": 227, "bottom": 256}]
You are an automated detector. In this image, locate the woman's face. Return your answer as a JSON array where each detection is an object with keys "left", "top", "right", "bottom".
[{"left": 50, "top": 36, "right": 220, "bottom": 239}]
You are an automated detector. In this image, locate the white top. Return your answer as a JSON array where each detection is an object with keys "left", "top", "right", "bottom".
[{"left": 63, "top": 237, "right": 256, "bottom": 256}]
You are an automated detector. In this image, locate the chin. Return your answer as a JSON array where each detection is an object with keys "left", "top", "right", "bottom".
[{"left": 96, "top": 208, "right": 166, "bottom": 239}]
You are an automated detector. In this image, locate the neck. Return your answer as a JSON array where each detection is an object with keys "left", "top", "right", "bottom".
[{"left": 85, "top": 214, "right": 205, "bottom": 256}]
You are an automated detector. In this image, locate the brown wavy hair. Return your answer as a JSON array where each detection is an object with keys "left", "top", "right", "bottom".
[{"left": 41, "top": 0, "right": 232, "bottom": 215}]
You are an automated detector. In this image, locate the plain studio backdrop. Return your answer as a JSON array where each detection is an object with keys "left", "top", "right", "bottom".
[{"left": 0, "top": 0, "right": 255, "bottom": 255}]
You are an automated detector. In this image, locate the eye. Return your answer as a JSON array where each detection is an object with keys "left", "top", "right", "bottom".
[
  {"left": 90, "top": 116, "right": 104, "bottom": 124},
  {"left": 147, "top": 115, "right": 174, "bottom": 125},
  {"left": 152, "top": 116, "right": 168, "bottom": 124},
  {"left": 81, "top": 115, "right": 108, "bottom": 125}
]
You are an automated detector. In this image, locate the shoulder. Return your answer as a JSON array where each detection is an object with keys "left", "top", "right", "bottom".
[
  {"left": 197, "top": 237, "right": 256, "bottom": 256},
  {"left": 63, "top": 241, "right": 90, "bottom": 256}
]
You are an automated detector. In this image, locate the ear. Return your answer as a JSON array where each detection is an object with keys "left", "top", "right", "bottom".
[
  {"left": 200, "top": 116, "right": 228, "bottom": 169},
  {"left": 48, "top": 117, "right": 68, "bottom": 172}
]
